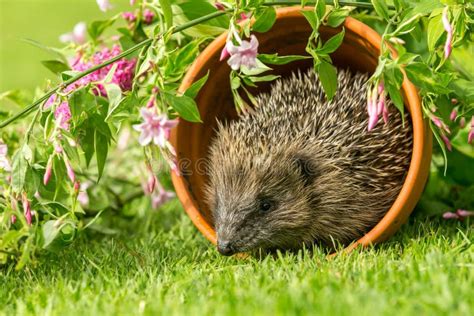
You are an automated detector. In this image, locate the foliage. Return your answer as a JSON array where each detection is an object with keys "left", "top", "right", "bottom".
[{"left": 0, "top": 0, "right": 473, "bottom": 268}]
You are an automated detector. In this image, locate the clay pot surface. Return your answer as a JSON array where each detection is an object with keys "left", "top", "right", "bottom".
[{"left": 170, "top": 6, "right": 432, "bottom": 253}]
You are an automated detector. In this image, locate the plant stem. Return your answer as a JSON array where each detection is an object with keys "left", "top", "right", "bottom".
[{"left": 0, "top": 1, "right": 384, "bottom": 129}]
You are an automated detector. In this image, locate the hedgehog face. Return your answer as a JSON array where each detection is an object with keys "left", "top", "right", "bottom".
[{"left": 208, "top": 153, "right": 319, "bottom": 256}]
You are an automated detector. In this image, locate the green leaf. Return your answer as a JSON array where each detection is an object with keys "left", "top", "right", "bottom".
[
  {"left": 258, "top": 53, "right": 310, "bottom": 65},
  {"left": 384, "top": 81, "right": 405, "bottom": 114},
  {"left": 42, "top": 220, "right": 60, "bottom": 248},
  {"left": 451, "top": 126, "right": 474, "bottom": 158},
  {"left": 165, "top": 92, "right": 202, "bottom": 122},
  {"left": 314, "top": 0, "right": 326, "bottom": 21},
  {"left": 178, "top": 1, "right": 229, "bottom": 29},
  {"left": 405, "top": 62, "right": 451, "bottom": 94},
  {"left": 104, "top": 84, "right": 123, "bottom": 116},
  {"left": 69, "top": 88, "right": 95, "bottom": 121},
  {"left": 231, "top": 76, "right": 241, "bottom": 90},
  {"left": 88, "top": 18, "right": 116, "bottom": 41},
  {"left": 397, "top": 52, "right": 419, "bottom": 65},
  {"left": 253, "top": 7, "right": 277, "bottom": 33},
  {"left": 41, "top": 60, "right": 70, "bottom": 75},
  {"left": 159, "top": 0, "right": 173, "bottom": 30},
  {"left": 301, "top": 10, "right": 318, "bottom": 30},
  {"left": 81, "top": 126, "right": 95, "bottom": 167},
  {"left": 21, "top": 38, "right": 67, "bottom": 63},
  {"left": 316, "top": 60, "right": 337, "bottom": 101},
  {"left": 318, "top": 29, "right": 345, "bottom": 54},
  {"left": 392, "top": 14, "right": 422, "bottom": 36},
  {"left": 385, "top": 66, "right": 404, "bottom": 89},
  {"left": 247, "top": 75, "right": 281, "bottom": 83},
  {"left": 241, "top": 59, "right": 272, "bottom": 76},
  {"left": 409, "top": 0, "right": 443, "bottom": 16},
  {"left": 11, "top": 144, "right": 31, "bottom": 193},
  {"left": 94, "top": 129, "right": 109, "bottom": 181},
  {"left": 371, "top": 0, "right": 390, "bottom": 22},
  {"left": 106, "top": 94, "right": 138, "bottom": 122},
  {"left": 427, "top": 15, "right": 444, "bottom": 52},
  {"left": 61, "top": 71, "right": 80, "bottom": 81},
  {"left": 184, "top": 71, "right": 209, "bottom": 99},
  {"left": 325, "top": 8, "right": 350, "bottom": 28}
]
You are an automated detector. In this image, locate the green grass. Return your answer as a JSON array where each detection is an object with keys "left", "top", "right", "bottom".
[{"left": 1, "top": 202, "right": 473, "bottom": 316}]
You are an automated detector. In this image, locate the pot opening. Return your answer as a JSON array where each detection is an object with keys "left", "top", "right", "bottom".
[{"left": 173, "top": 14, "right": 415, "bottom": 247}]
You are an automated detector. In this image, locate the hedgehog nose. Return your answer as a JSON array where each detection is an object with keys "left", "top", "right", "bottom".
[{"left": 217, "top": 240, "right": 235, "bottom": 256}]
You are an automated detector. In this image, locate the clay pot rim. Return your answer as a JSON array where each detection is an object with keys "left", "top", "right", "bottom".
[{"left": 171, "top": 6, "right": 431, "bottom": 253}]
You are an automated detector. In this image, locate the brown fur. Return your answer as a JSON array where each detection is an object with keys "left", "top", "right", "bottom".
[{"left": 206, "top": 69, "right": 412, "bottom": 254}]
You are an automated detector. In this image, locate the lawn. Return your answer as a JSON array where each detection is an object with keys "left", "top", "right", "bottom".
[{"left": 1, "top": 203, "right": 473, "bottom": 315}]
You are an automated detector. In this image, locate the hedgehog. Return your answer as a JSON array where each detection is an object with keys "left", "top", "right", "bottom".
[{"left": 205, "top": 68, "right": 412, "bottom": 256}]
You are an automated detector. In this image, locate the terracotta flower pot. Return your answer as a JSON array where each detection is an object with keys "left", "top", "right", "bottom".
[{"left": 170, "top": 7, "right": 432, "bottom": 253}]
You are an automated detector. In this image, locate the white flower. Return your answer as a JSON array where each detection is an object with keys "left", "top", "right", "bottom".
[
  {"left": 96, "top": 0, "right": 113, "bottom": 12},
  {"left": 133, "top": 108, "right": 178, "bottom": 147},
  {"left": 59, "top": 22, "right": 87, "bottom": 44},
  {"left": 227, "top": 35, "right": 259, "bottom": 71},
  {"left": 0, "top": 141, "right": 11, "bottom": 172}
]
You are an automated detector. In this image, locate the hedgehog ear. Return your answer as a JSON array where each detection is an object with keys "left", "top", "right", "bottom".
[{"left": 293, "top": 154, "right": 318, "bottom": 186}]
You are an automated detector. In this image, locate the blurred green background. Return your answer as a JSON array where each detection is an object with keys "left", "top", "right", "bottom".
[{"left": 0, "top": 0, "right": 127, "bottom": 92}]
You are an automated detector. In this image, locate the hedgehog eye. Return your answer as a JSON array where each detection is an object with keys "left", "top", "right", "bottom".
[{"left": 258, "top": 199, "right": 274, "bottom": 213}]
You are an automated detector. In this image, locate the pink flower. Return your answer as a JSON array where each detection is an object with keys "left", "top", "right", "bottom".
[
  {"left": 133, "top": 108, "right": 178, "bottom": 147},
  {"left": 43, "top": 156, "right": 53, "bottom": 185},
  {"left": 145, "top": 171, "right": 157, "bottom": 195},
  {"left": 59, "top": 22, "right": 87, "bottom": 44},
  {"left": 64, "top": 156, "right": 75, "bottom": 183},
  {"left": 468, "top": 116, "right": 474, "bottom": 144},
  {"left": 11, "top": 215, "right": 17, "bottom": 224},
  {"left": 61, "top": 45, "right": 136, "bottom": 96},
  {"left": 442, "top": 7, "right": 453, "bottom": 59},
  {"left": 430, "top": 114, "right": 450, "bottom": 135},
  {"left": 130, "top": 0, "right": 136, "bottom": 5},
  {"left": 237, "top": 12, "right": 250, "bottom": 23},
  {"left": 449, "top": 109, "right": 457, "bottom": 121},
  {"left": 54, "top": 102, "right": 72, "bottom": 130},
  {"left": 22, "top": 194, "right": 32, "bottom": 226},
  {"left": 442, "top": 211, "right": 459, "bottom": 220},
  {"left": 367, "top": 83, "right": 388, "bottom": 131},
  {"left": 443, "top": 209, "right": 474, "bottom": 221},
  {"left": 44, "top": 94, "right": 57, "bottom": 110},
  {"left": 143, "top": 9, "right": 155, "bottom": 25},
  {"left": 151, "top": 186, "right": 175, "bottom": 209},
  {"left": 97, "top": 0, "right": 113, "bottom": 12},
  {"left": 457, "top": 209, "right": 474, "bottom": 218},
  {"left": 214, "top": 2, "right": 226, "bottom": 11},
  {"left": 122, "top": 12, "right": 136, "bottom": 22},
  {"left": 0, "top": 140, "right": 11, "bottom": 172},
  {"left": 227, "top": 35, "right": 259, "bottom": 71},
  {"left": 220, "top": 45, "right": 230, "bottom": 61},
  {"left": 460, "top": 117, "right": 466, "bottom": 128},
  {"left": 441, "top": 133, "right": 452, "bottom": 151},
  {"left": 77, "top": 181, "right": 91, "bottom": 207}
]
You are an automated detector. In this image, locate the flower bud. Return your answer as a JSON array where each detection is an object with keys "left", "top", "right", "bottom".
[
  {"left": 22, "top": 193, "right": 32, "bottom": 226},
  {"left": 64, "top": 156, "right": 75, "bottom": 183},
  {"left": 441, "top": 133, "right": 452, "bottom": 151},
  {"left": 214, "top": 2, "right": 226, "bottom": 11},
  {"left": 449, "top": 109, "right": 457, "bottom": 122},
  {"left": 43, "top": 156, "right": 53, "bottom": 186}
]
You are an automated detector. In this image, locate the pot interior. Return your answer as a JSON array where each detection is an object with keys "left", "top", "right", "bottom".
[{"left": 175, "top": 16, "right": 386, "bottom": 227}]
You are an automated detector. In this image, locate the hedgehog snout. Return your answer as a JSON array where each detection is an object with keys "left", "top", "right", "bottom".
[{"left": 217, "top": 239, "right": 236, "bottom": 256}]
